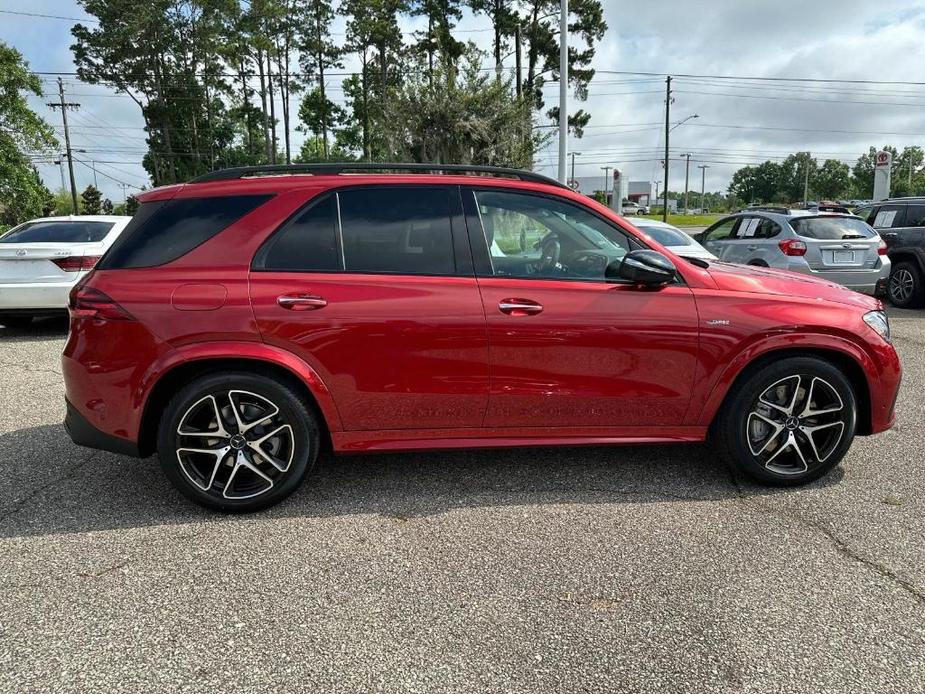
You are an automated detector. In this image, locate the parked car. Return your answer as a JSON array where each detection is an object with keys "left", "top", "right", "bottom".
[
  {"left": 63, "top": 164, "right": 900, "bottom": 512},
  {"left": 0, "top": 215, "right": 131, "bottom": 327},
  {"left": 621, "top": 201, "right": 644, "bottom": 215},
  {"left": 697, "top": 208, "right": 890, "bottom": 296},
  {"left": 631, "top": 218, "right": 716, "bottom": 261},
  {"left": 853, "top": 197, "right": 925, "bottom": 307}
]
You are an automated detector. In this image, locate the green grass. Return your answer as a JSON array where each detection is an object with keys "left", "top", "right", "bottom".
[{"left": 635, "top": 213, "right": 724, "bottom": 227}]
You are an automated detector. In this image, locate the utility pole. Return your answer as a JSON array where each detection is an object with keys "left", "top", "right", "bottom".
[
  {"left": 54, "top": 157, "right": 66, "bottom": 192},
  {"left": 682, "top": 153, "right": 692, "bottom": 214},
  {"left": 601, "top": 166, "right": 612, "bottom": 201},
  {"left": 569, "top": 151, "right": 581, "bottom": 184},
  {"left": 120, "top": 183, "right": 129, "bottom": 204},
  {"left": 803, "top": 155, "right": 810, "bottom": 205},
  {"left": 698, "top": 164, "right": 710, "bottom": 213},
  {"left": 47, "top": 78, "right": 80, "bottom": 214},
  {"left": 662, "top": 76, "right": 672, "bottom": 222},
  {"left": 557, "top": 0, "right": 568, "bottom": 183},
  {"left": 90, "top": 161, "right": 99, "bottom": 189},
  {"left": 514, "top": 24, "right": 522, "bottom": 99}
]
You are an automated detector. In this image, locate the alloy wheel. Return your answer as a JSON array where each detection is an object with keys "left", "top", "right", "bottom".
[
  {"left": 175, "top": 390, "right": 296, "bottom": 500},
  {"left": 889, "top": 267, "right": 915, "bottom": 304},
  {"left": 746, "top": 375, "right": 848, "bottom": 476}
]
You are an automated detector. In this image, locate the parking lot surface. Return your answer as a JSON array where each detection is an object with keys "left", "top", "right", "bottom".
[{"left": 1, "top": 310, "right": 924, "bottom": 693}]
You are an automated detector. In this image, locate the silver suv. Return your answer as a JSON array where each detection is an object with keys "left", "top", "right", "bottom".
[{"left": 697, "top": 208, "right": 889, "bottom": 295}]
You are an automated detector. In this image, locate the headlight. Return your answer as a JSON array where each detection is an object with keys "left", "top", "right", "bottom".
[{"left": 863, "top": 310, "right": 891, "bottom": 342}]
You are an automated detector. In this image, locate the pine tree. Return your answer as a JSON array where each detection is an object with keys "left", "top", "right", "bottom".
[{"left": 82, "top": 185, "right": 103, "bottom": 215}]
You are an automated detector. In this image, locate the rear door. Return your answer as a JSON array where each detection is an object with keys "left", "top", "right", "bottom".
[
  {"left": 0, "top": 220, "right": 115, "bottom": 284},
  {"left": 249, "top": 185, "right": 490, "bottom": 431},
  {"left": 881, "top": 203, "right": 925, "bottom": 251}
]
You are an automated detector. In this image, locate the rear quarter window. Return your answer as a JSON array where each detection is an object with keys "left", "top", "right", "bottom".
[{"left": 99, "top": 195, "right": 272, "bottom": 269}]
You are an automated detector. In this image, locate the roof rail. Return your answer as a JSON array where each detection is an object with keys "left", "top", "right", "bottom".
[
  {"left": 188, "top": 163, "right": 568, "bottom": 188},
  {"left": 741, "top": 205, "right": 791, "bottom": 214}
]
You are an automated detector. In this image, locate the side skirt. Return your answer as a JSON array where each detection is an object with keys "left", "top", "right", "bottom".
[{"left": 332, "top": 426, "right": 707, "bottom": 453}]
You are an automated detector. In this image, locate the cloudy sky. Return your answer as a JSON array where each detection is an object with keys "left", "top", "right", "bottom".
[{"left": 3, "top": 0, "right": 925, "bottom": 202}]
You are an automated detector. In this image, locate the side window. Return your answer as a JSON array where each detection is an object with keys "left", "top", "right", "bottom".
[
  {"left": 704, "top": 218, "right": 738, "bottom": 242},
  {"left": 756, "top": 218, "right": 781, "bottom": 239},
  {"left": 472, "top": 190, "right": 631, "bottom": 281},
  {"left": 261, "top": 195, "right": 340, "bottom": 271},
  {"left": 903, "top": 204, "right": 925, "bottom": 227},
  {"left": 871, "top": 205, "right": 906, "bottom": 229},
  {"left": 736, "top": 217, "right": 762, "bottom": 239},
  {"left": 338, "top": 187, "right": 455, "bottom": 275},
  {"left": 100, "top": 195, "right": 272, "bottom": 269}
]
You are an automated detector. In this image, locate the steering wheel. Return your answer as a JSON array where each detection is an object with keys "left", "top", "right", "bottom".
[{"left": 538, "top": 234, "right": 561, "bottom": 272}]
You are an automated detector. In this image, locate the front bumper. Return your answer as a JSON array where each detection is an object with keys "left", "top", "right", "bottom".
[{"left": 64, "top": 399, "right": 140, "bottom": 457}]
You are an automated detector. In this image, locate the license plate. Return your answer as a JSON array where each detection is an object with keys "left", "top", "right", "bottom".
[{"left": 833, "top": 250, "right": 855, "bottom": 264}]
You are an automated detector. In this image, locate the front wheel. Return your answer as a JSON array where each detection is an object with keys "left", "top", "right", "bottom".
[
  {"left": 156, "top": 372, "right": 320, "bottom": 512},
  {"left": 715, "top": 356, "right": 857, "bottom": 486}
]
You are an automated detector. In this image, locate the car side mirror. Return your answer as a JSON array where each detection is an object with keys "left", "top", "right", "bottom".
[{"left": 606, "top": 250, "right": 677, "bottom": 286}]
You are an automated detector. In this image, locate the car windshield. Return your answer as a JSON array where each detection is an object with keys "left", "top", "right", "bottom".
[
  {"left": 637, "top": 225, "right": 694, "bottom": 247},
  {"left": 0, "top": 221, "right": 114, "bottom": 244},
  {"left": 790, "top": 216, "right": 875, "bottom": 240}
]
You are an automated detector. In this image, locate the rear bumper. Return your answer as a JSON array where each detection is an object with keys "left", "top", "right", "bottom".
[
  {"left": 64, "top": 399, "right": 140, "bottom": 457},
  {"left": 807, "top": 265, "right": 890, "bottom": 295},
  {"left": 0, "top": 280, "right": 80, "bottom": 310}
]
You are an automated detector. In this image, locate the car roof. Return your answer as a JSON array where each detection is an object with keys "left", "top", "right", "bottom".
[{"left": 23, "top": 215, "right": 132, "bottom": 223}]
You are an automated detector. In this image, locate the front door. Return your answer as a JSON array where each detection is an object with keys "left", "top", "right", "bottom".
[
  {"left": 463, "top": 188, "right": 700, "bottom": 429},
  {"left": 250, "top": 185, "right": 489, "bottom": 431}
]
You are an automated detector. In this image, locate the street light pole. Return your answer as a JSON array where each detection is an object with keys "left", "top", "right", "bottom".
[
  {"left": 601, "top": 166, "right": 612, "bottom": 200},
  {"left": 698, "top": 164, "right": 710, "bottom": 213},
  {"left": 557, "top": 0, "right": 568, "bottom": 184},
  {"left": 682, "top": 153, "right": 692, "bottom": 214}
]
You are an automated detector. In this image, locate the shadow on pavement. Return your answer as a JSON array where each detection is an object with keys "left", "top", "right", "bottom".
[
  {"left": 0, "top": 422, "right": 842, "bottom": 539},
  {"left": 0, "top": 315, "right": 70, "bottom": 342}
]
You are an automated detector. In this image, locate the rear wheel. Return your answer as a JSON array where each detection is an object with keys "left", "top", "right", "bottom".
[
  {"left": 0, "top": 314, "right": 33, "bottom": 328},
  {"left": 887, "top": 261, "right": 924, "bottom": 308},
  {"left": 715, "top": 356, "right": 857, "bottom": 485},
  {"left": 156, "top": 372, "right": 320, "bottom": 512}
]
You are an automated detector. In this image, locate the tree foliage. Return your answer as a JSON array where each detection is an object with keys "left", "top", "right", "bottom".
[
  {"left": 0, "top": 42, "right": 57, "bottom": 226},
  {"left": 81, "top": 184, "right": 103, "bottom": 214}
]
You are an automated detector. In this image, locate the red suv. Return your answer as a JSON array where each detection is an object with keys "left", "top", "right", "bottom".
[{"left": 62, "top": 164, "right": 901, "bottom": 511}]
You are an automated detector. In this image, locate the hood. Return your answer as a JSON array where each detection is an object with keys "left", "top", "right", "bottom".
[{"left": 705, "top": 261, "right": 880, "bottom": 310}]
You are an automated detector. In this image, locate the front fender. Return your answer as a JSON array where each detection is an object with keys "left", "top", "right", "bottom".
[{"left": 691, "top": 331, "right": 878, "bottom": 429}]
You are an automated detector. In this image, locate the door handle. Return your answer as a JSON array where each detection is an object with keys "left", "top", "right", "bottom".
[
  {"left": 882, "top": 232, "right": 898, "bottom": 239},
  {"left": 499, "top": 298, "right": 543, "bottom": 316},
  {"left": 277, "top": 294, "right": 327, "bottom": 311},
  {"left": 747, "top": 245, "right": 759, "bottom": 251}
]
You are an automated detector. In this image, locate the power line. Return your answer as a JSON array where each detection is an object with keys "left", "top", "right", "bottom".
[{"left": 0, "top": 9, "right": 98, "bottom": 22}]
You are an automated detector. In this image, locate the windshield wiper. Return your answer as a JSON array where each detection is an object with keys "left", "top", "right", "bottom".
[{"left": 841, "top": 234, "right": 865, "bottom": 240}]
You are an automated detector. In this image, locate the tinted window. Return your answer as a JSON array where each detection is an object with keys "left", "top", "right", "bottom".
[
  {"left": 704, "top": 218, "right": 737, "bottom": 242},
  {"left": 853, "top": 206, "right": 875, "bottom": 224},
  {"left": 870, "top": 205, "right": 906, "bottom": 229},
  {"left": 904, "top": 204, "right": 925, "bottom": 227},
  {"left": 1, "top": 221, "right": 113, "bottom": 244},
  {"left": 261, "top": 195, "right": 339, "bottom": 271},
  {"left": 790, "top": 216, "right": 876, "bottom": 240},
  {"left": 474, "top": 190, "right": 631, "bottom": 281},
  {"left": 99, "top": 195, "right": 271, "bottom": 269},
  {"left": 338, "top": 187, "right": 455, "bottom": 275}
]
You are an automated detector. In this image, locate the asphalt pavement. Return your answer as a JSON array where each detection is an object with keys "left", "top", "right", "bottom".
[{"left": 1, "top": 310, "right": 924, "bottom": 693}]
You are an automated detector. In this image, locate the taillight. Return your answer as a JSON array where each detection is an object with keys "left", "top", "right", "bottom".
[
  {"left": 68, "top": 285, "right": 134, "bottom": 321},
  {"left": 877, "top": 240, "right": 888, "bottom": 256},
  {"left": 52, "top": 255, "right": 101, "bottom": 272},
  {"left": 778, "top": 239, "right": 807, "bottom": 256}
]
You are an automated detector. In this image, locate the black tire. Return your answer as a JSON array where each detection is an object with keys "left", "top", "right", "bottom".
[
  {"left": 887, "top": 260, "right": 924, "bottom": 308},
  {"left": 0, "top": 314, "right": 33, "bottom": 328},
  {"left": 156, "top": 371, "right": 320, "bottom": 512},
  {"left": 714, "top": 356, "right": 857, "bottom": 486}
]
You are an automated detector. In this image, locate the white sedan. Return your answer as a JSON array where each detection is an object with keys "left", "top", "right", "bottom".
[
  {"left": 631, "top": 217, "right": 716, "bottom": 261},
  {"left": 0, "top": 215, "right": 131, "bottom": 327}
]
